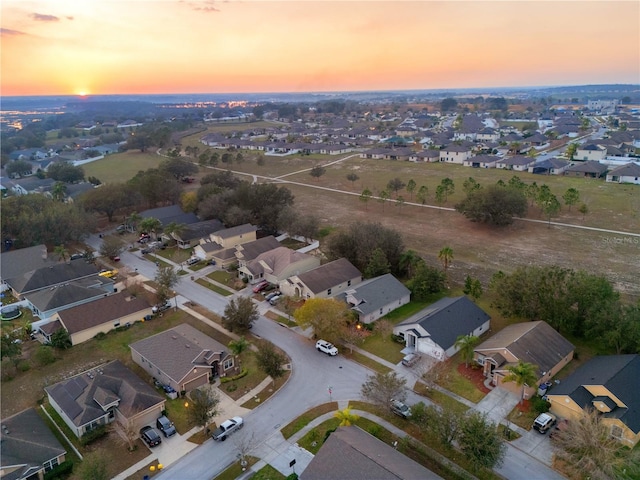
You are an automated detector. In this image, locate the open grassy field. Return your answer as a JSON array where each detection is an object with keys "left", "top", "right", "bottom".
[{"left": 82, "top": 150, "right": 163, "bottom": 183}]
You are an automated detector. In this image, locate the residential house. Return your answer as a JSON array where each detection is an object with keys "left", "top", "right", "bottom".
[
  {"left": 393, "top": 296, "right": 490, "bottom": 361},
  {"left": 408, "top": 150, "right": 440, "bottom": 162},
  {"left": 301, "top": 426, "right": 440, "bottom": 480},
  {"left": 171, "top": 219, "right": 224, "bottom": 249},
  {"left": 606, "top": 162, "right": 640, "bottom": 184},
  {"left": 4, "top": 261, "right": 103, "bottom": 299},
  {"left": 564, "top": 161, "right": 608, "bottom": 178},
  {"left": 26, "top": 276, "right": 115, "bottom": 323},
  {"left": 576, "top": 144, "right": 607, "bottom": 162},
  {"left": 0, "top": 409, "right": 67, "bottom": 480},
  {"left": 279, "top": 258, "right": 362, "bottom": 299},
  {"left": 495, "top": 156, "right": 537, "bottom": 171},
  {"left": 130, "top": 323, "right": 237, "bottom": 392},
  {"left": 43, "top": 292, "right": 151, "bottom": 346},
  {"left": 342, "top": 274, "right": 411, "bottom": 324},
  {"left": 546, "top": 355, "right": 640, "bottom": 448},
  {"left": 473, "top": 321, "right": 574, "bottom": 397},
  {"left": 0, "top": 244, "right": 56, "bottom": 285},
  {"left": 239, "top": 246, "right": 320, "bottom": 285},
  {"left": 234, "top": 236, "right": 282, "bottom": 277},
  {"left": 193, "top": 223, "right": 258, "bottom": 267},
  {"left": 45, "top": 360, "right": 165, "bottom": 438},
  {"left": 529, "top": 158, "right": 570, "bottom": 175},
  {"left": 463, "top": 155, "right": 499, "bottom": 168},
  {"left": 140, "top": 204, "right": 199, "bottom": 227},
  {"left": 439, "top": 145, "right": 472, "bottom": 164}
]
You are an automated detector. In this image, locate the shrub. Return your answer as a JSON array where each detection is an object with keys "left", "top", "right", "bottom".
[
  {"left": 35, "top": 345, "right": 56, "bottom": 366},
  {"left": 220, "top": 368, "right": 248, "bottom": 383},
  {"left": 286, "top": 474, "right": 299, "bottom": 480},
  {"left": 323, "top": 427, "right": 336, "bottom": 442},
  {"left": 226, "top": 383, "right": 238, "bottom": 392},
  {"left": 44, "top": 460, "right": 74, "bottom": 480},
  {"left": 93, "top": 332, "right": 107, "bottom": 340},
  {"left": 1, "top": 358, "right": 15, "bottom": 381},
  {"left": 367, "top": 424, "right": 381, "bottom": 438},
  {"left": 17, "top": 360, "right": 31, "bottom": 372},
  {"left": 80, "top": 425, "right": 107, "bottom": 446},
  {"left": 531, "top": 395, "right": 551, "bottom": 414}
]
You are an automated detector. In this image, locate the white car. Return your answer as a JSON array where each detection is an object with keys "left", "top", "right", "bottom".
[
  {"left": 211, "top": 416, "right": 244, "bottom": 441},
  {"left": 316, "top": 340, "right": 338, "bottom": 356}
]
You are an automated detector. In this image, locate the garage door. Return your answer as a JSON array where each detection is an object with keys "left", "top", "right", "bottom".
[{"left": 183, "top": 374, "right": 208, "bottom": 392}]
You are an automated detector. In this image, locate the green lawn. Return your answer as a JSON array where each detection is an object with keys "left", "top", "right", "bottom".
[
  {"left": 359, "top": 332, "right": 405, "bottom": 364},
  {"left": 213, "top": 456, "right": 258, "bottom": 480},
  {"left": 195, "top": 278, "right": 234, "bottom": 296},
  {"left": 342, "top": 350, "right": 392, "bottom": 374},
  {"left": 380, "top": 300, "right": 433, "bottom": 324},
  {"left": 250, "top": 464, "right": 287, "bottom": 480},
  {"left": 280, "top": 402, "right": 339, "bottom": 439},
  {"left": 82, "top": 150, "right": 163, "bottom": 184},
  {"left": 413, "top": 383, "right": 471, "bottom": 414}
]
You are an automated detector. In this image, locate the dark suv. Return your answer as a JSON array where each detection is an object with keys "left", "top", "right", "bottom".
[
  {"left": 140, "top": 426, "right": 162, "bottom": 447},
  {"left": 156, "top": 415, "right": 177, "bottom": 437}
]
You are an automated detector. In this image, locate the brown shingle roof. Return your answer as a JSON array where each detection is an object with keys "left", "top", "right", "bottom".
[
  {"left": 57, "top": 292, "right": 151, "bottom": 335},
  {"left": 295, "top": 258, "right": 361, "bottom": 295}
]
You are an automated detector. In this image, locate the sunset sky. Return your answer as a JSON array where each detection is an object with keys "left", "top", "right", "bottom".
[{"left": 1, "top": 1, "right": 639, "bottom": 96}]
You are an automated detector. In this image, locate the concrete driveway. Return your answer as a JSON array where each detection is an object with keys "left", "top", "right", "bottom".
[{"left": 474, "top": 387, "right": 519, "bottom": 424}]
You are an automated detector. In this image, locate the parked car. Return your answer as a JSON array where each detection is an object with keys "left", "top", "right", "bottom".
[
  {"left": 186, "top": 257, "right": 199, "bottom": 266},
  {"left": 532, "top": 412, "right": 557, "bottom": 433},
  {"left": 156, "top": 415, "right": 177, "bottom": 437},
  {"left": 152, "top": 301, "right": 171, "bottom": 314},
  {"left": 69, "top": 253, "right": 83, "bottom": 260},
  {"left": 212, "top": 416, "right": 244, "bottom": 441},
  {"left": 252, "top": 280, "right": 269, "bottom": 293},
  {"left": 140, "top": 426, "right": 162, "bottom": 447},
  {"left": 264, "top": 291, "right": 280, "bottom": 301},
  {"left": 141, "top": 247, "right": 153, "bottom": 254},
  {"left": 268, "top": 294, "right": 282, "bottom": 305},
  {"left": 316, "top": 340, "right": 338, "bottom": 356},
  {"left": 116, "top": 224, "right": 126, "bottom": 233},
  {"left": 401, "top": 353, "right": 420, "bottom": 367},
  {"left": 390, "top": 399, "right": 412, "bottom": 418},
  {"left": 99, "top": 269, "right": 118, "bottom": 278}
]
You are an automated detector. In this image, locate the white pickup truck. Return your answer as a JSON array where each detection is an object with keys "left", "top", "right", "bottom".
[{"left": 211, "top": 416, "right": 244, "bottom": 441}]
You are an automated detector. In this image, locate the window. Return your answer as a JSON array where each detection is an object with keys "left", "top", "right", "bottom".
[
  {"left": 327, "top": 288, "right": 332, "bottom": 295},
  {"left": 347, "top": 280, "right": 351, "bottom": 287},
  {"left": 114, "top": 322, "right": 120, "bottom": 328},
  {"left": 223, "top": 358, "right": 234, "bottom": 370},
  {"left": 611, "top": 424, "right": 623, "bottom": 439},
  {"left": 43, "top": 458, "right": 59, "bottom": 472}
]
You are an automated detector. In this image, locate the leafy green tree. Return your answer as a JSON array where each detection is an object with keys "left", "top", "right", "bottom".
[
  {"left": 222, "top": 297, "right": 259, "bottom": 333},
  {"left": 455, "top": 184, "right": 528, "bottom": 226},
  {"left": 139, "top": 217, "right": 162, "bottom": 239},
  {"left": 346, "top": 172, "right": 359, "bottom": 188},
  {"left": 503, "top": 360, "right": 538, "bottom": 404},
  {"left": 507, "top": 175, "right": 526, "bottom": 191},
  {"left": 525, "top": 181, "right": 540, "bottom": 206},
  {"left": 462, "top": 177, "right": 480, "bottom": 194},
  {"left": 565, "top": 143, "right": 578, "bottom": 160},
  {"left": 359, "top": 188, "right": 372, "bottom": 209},
  {"left": 414, "top": 403, "right": 461, "bottom": 448},
  {"left": 51, "top": 182, "right": 67, "bottom": 201},
  {"left": 310, "top": 165, "right": 326, "bottom": 180},
  {"left": 80, "top": 183, "right": 140, "bottom": 222},
  {"left": 378, "top": 189, "right": 390, "bottom": 211},
  {"left": 405, "top": 179, "right": 416, "bottom": 200},
  {"left": 254, "top": 340, "right": 287, "bottom": 383},
  {"left": 416, "top": 185, "right": 429, "bottom": 205},
  {"left": 163, "top": 221, "right": 187, "bottom": 244},
  {"left": 562, "top": 187, "right": 580, "bottom": 211},
  {"left": 458, "top": 412, "right": 506, "bottom": 471},
  {"left": 540, "top": 192, "right": 561, "bottom": 227},
  {"left": 154, "top": 265, "right": 179, "bottom": 303},
  {"left": 434, "top": 184, "right": 446, "bottom": 208},
  {"left": 228, "top": 337, "right": 250, "bottom": 356},
  {"left": 54, "top": 244, "right": 69, "bottom": 262},
  {"left": 294, "top": 298, "right": 350, "bottom": 344},
  {"left": 578, "top": 203, "right": 589, "bottom": 220},
  {"left": 386, "top": 177, "right": 406, "bottom": 197},
  {"left": 160, "top": 158, "right": 198, "bottom": 180},
  {"left": 399, "top": 249, "right": 423, "bottom": 278},
  {"left": 5, "top": 159, "right": 33, "bottom": 178},
  {"left": 334, "top": 407, "right": 359, "bottom": 427},
  {"left": 128, "top": 168, "right": 182, "bottom": 207},
  {"left": 187, "top": 387, "right": 221, "bottom": 429},
  {"left": 1, "top": 328, "right": 22, "bottom": 362},
  {"left": 438, "top": 246, "right": 453, "bottom": 273},
  {"left": 360, "top": 371, "right": 407, "bottom": 412},
  {"left": 602, "top": 302, "right": 640, "bottom": 354},
  {"left": 47, "top": 161, "right": 84, "bottom": 183},
  {"left": 364, "top": 248, "right": 391, "bottom": 278},
  {"left": 50, "top": 329, "right": 72, "bottom": 349},
  {"left": 440, "top": 178, "right": 455, "bottom": 201},
  {"left": 440, "top": 98, "right": 458, "bottom": 112},
  {"left": 408, "top": 263, "right": 445, "bottom": 300},
  {"left": 454, "top": 334, "right": 480, "bottom": 368}
]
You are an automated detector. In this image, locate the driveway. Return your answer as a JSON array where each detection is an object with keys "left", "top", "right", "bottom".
[{"left": 474, "top": 388, "right": 519, "bottom": 425}]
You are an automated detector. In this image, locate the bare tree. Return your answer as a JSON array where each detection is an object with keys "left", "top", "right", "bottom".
[
  {"left": 361, "top": 372, "right": 407, "bottom": 412},
  {"left": 232, "top": 430, "right": 260, "bottom": 469},
  {"left": 373, "top": 319, "right": 393, "bottom": 342},
  {"left": 114, "top": 419, "right": 139, "bottom": 451}
]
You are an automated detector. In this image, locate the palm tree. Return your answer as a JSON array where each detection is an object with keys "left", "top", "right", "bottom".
[
  {"left": 228, "top": 337, "right": 249, "bottom": 357},
  {"left": 51, "top": 182, "right": 67, "bottom": 202},
  {"left": 139, "top": 217, "right": 162, "bottom": 240},
  {"left": 126, "top": 212, "right": 142, "bottom": 233},
  {"left": 399, "top": 249, "right": 423, "bottom": 279},
  {"left": 438, "top": 246, "right": 454, "bottom": 273},
  {"left": 454, "top": 334, "right": 479, "bottom": 368},
  {"left": 53, "top": 244, "right": 69, "bottom": 262},
  {"left": 334, "top": 407, "right": 359, "bottom": 427},
  {"left": 163, "top": 222, "right": 186, "bottom": 245},
  {"left": 502, "top": 360, "right": 538, "bottom": 405}
]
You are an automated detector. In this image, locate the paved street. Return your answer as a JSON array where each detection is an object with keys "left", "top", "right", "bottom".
[{"left": 86, "top": 233, "right": 567, "bottom": 479}]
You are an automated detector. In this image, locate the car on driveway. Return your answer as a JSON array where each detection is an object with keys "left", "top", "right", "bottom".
[
  {"left": 99, "top": 269, "right": 118, "bottom": 278},
  {"left": 252, "top": 280, "right": 269, "bottom": 293},
  {"left": 264, "top": 291, "right": 280, "bottom": 301},
  {"left": 533, "top": 412, "right": 557, "bottom": 433},
  {"left": 156, "top": 415, "right": 177, "bottom": 437},
  {"left": 268, "top": 294, "right": 282, "bottom": 305},
  {"left": 390, "top": 399, "right": 412, "bottom": 418},
  {"left": 401, "top": 353, "right": 420, "bottom": 367},
  {"left": 140, "top": 426, "right": 162, "bottom": 447},
  {"left": 152, "top": 301, "right": 171, "bottom": 314},
  {"left": 316, "top": 340, "right": 338, "bottom": 356}
]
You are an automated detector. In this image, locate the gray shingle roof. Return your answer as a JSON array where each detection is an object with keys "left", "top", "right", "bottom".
[
  {"left": 397, "top": 296, "right": 490, "bottom": 351},
  {"left": 0, "top": 244, "right": 56, "bottom": 280},
  {"left": 25, "top": 278, "right": 113, "bottom": 312},
  {"left": 609, "top": 162, "right": 640, "bottom": 177},
  {"left": 0, "top": 408, "right": 66, "bottom": 476},
  {"left": 549, "top": 354, "right": 640, "bottom": 434},
  {"left": 129, "top": 324, "right": 229, "bottom": 385},
  {"left": 235, "top": 236, "right": 281, "bottom": 262},
  {"left": 6, "top": 261, "right": 102, "bottom": 295},
  {"left": 345, "top": 274, "right": 410, "bottom": 316},
  {"left": 301, "top": 426, "right": 441, "bottom": 480},
  {"left": 296, "top": 258, "right": 361, "bottom": 295}
]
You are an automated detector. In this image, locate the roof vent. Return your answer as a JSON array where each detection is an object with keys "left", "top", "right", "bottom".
[
  {"left": 171, "top": 335, "right": 178, "bottom": 340},
  {"left": 185, "top": 344, "right": 190, "bottom": 348}
]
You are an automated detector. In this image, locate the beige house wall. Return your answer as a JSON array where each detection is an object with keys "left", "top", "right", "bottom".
[
  {"left": 68, "top": 309, "right": 151, "bottom": 345},
  {"left": 212, "top": 231, "right": 257, "bottom": 248},
  {"left": 264, "top": 257, "right": 320, "bottom": 284}
]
